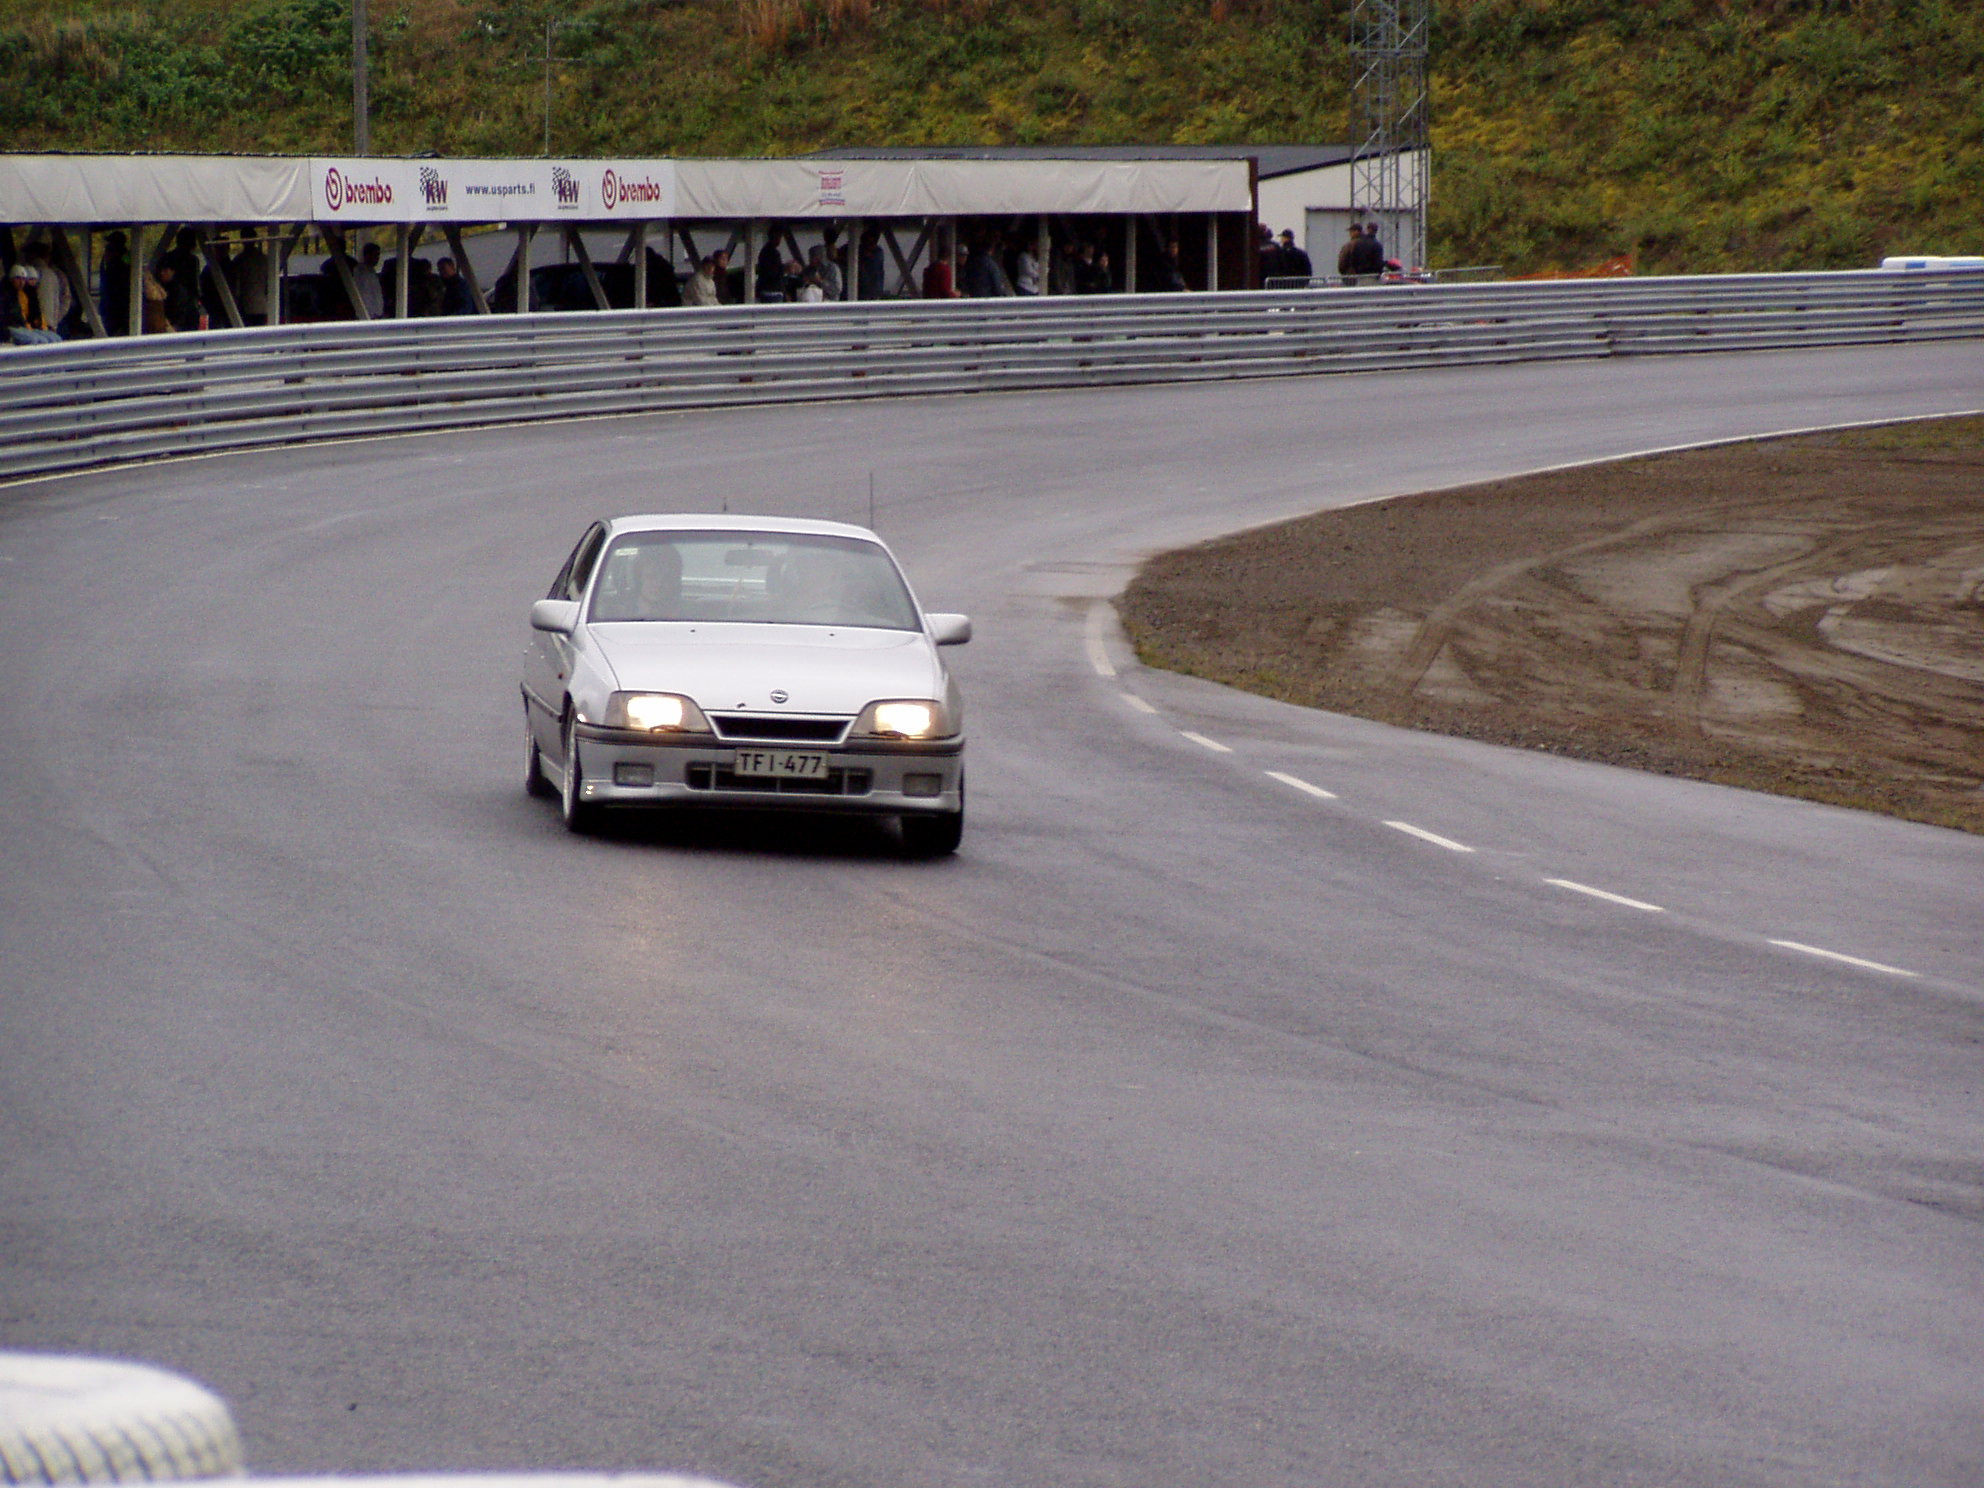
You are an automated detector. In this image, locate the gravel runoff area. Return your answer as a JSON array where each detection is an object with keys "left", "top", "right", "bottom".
[{"left": 1121, "top": 417, "right": 1984, "bottom": 836}]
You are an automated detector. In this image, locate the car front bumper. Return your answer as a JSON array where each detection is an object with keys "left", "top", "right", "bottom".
[{"left": 571, "top": 724, "right": 963, "bottom": 815}]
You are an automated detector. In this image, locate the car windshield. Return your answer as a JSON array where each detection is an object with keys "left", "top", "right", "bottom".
[{"left": 588, "top": 530, "right": 922, "bottom": 631}]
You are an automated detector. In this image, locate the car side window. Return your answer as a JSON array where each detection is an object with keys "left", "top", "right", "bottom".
[{"left": 548, "top": 524, "right": 606, "bottom": 601}]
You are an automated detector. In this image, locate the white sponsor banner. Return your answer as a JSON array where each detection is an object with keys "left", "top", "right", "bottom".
[
  {"left": 0, "top": 154, "right": 313, "bottom": 223},
  {"left": 310, "top": 158, "right": 676, "bottom": 222},
  {"left": 673, "top": 158, "right": 1252, "bottom": 219}
]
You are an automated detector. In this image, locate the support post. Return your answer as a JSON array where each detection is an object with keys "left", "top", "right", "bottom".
[
  {"left": 268, "top": 227, "right": 288, "bottom": 325},
  {"left": 568, "top": 226, "right": 609, "bottom": 310},
  {"left": 1206, "top": 213, "right": 1220, "bottom": 292},
  {"left": 128, "top": 225, "right": 145, "bottom": 335},
  {"left": 632, "top": 222, "right": 648, "bottom": 309},
  {"left": 1124, "top": 216, "right": 1138, "bottom": 295},
  {"left": 393, "top": 224, "right": 411, "bottom": 318},
  {"left": 1036, "top": 216, "right": 1050, "bottom": 295},
  {"left": 743, "top": 220, "right": 758, "bottom": 304},
  {"left": 846, "top": 218, "right": 863, "bottom": 302},
  {"left": 515, "top": 224, "right": 533, "bottom": 312},
  {"left": 200, "top": 230, "right": 246, "bottom": 329}
]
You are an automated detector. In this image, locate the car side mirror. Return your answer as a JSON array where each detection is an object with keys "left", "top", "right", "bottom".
[
  {"left": 530, "top": 598, "right": 580, "bottom": 634},
  {"left": 928, "top": 613, "right": 972, "bottom": 646}
]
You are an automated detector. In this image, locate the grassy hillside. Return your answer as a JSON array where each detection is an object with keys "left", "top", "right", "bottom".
[{"left": 1, "top": 0, "right": 1978, "bottom": 274}]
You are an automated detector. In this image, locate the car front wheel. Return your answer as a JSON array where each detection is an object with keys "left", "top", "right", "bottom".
[
  {"left": 900, "top": 776, "right": 964, "bottom": 858},
  {"left": 560, "top": 717, "right": 597, "bottom": 834}
]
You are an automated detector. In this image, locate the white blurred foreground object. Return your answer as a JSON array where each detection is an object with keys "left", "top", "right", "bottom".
[
  {"left": 0, "top": 1353, "right": 242, "bottom": 1483},
  {"left": 256, "top": 1479, "right": 742, "bottom": 1488},
  {"left": 0, "top": 1355, "right": 742, "bottom": 1488}
]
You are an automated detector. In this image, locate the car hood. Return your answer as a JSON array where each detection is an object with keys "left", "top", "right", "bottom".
[{"left": 587, "top": 622, "right": 943, "bottom": 715}]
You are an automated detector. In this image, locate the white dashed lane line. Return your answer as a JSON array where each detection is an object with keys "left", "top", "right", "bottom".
[
  {"left": 1085, "top": 602, "right": 1117, "bottom": 678},
  {"left": 1120, "top": 693, "right": 1158, "bottom": 714},
  {"left": 1545, "top": 878, "right": 1665, "bottom": 913},
  {"left": 1181, "top": 731, "right": 1234, "bottom": 754},
  {"left": 1768, "top": 939, "right": 1920, "bottom": 978},
  {"left": 1383, "top": 821, "right": 1475, "bottom": 853},
  {"left": 1265, "top": 770, "right": 1339, "bottom": 801}
]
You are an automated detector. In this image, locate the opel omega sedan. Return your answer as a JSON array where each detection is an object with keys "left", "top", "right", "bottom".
[{"left": 522, "top": 515, "right": 970, "bottom": 854}]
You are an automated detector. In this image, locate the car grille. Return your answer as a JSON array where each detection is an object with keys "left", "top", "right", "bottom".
[
  {"left": 687, "top": 765, "right": 872, "bottom": 796},
  {"left": 709, "top": 713, "right": 850, "bottom": 744}
]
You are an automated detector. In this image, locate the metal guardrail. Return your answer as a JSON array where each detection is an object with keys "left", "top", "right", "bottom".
[{"left": 2, "top": 269, "right": 1980, "bottom": 481}]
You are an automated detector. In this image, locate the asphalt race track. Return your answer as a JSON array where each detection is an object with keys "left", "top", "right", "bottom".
[{"left": 3, "top": 344, "right": 1981, "bottom": 1488}]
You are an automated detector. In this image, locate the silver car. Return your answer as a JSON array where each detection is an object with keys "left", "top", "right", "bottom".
[{"left": 522, "top": 514, "right": 970, "bottom": 854}]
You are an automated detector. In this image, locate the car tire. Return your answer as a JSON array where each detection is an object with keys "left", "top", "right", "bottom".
[
  {"left": 900, "top": 776, "right": 964, "bottom": 858},
  {"left": 0, "top": 1352, "right": 243, "bottom": 1484},
  {"left": 560, "top": 716, "right": 598, "bottom": 834},
  {"left": 525, "top": 707, "right": 556, "bottom": 800}
]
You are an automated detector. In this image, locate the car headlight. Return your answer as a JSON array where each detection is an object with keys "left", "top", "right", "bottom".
[
  {"left": 854, "top": 699, "right": 947, "bottom": 740},
  {"left": 605, "top": 691, "right": 709, "bottom": 732}
]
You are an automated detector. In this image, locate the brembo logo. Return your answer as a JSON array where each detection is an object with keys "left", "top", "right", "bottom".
[
  {"left": 601, "top": 169, "right": 666, "bottom": 210},
  {"left": 325, "top": 166, "right": 393, "bottom": 211}
]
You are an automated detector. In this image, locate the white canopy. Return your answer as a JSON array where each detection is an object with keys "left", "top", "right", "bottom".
[{"left": 1, "top": 153, "right": 1252, "bottom": 225}]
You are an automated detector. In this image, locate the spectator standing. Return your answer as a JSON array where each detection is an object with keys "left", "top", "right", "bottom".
[
  {"left": 435, "top": 256, "right": 474, "bottom": 315},
  {"left": 922, "top": 236, "right": 958, "bottom": 299},
  {"left": 407, "top": 257, "right": 442, "bottom": 316},
  {"left": 1276, "top": 229, "right": 1313, "bottom": 282},
  {"left": 796, "top": 266, "right": 827, "bottom": 304},
  {"left": 1352, "top": 223, "right": 1386, "bottom": 279},
  {"left": 1337, "top": 222, "right": 1364, "bottom": 282},
  {"left": 755, "top": 231, "right": 787, "bottom": 302},
  {"left": 1049, "top": 240, "right": 1077, "bottom": 296},
  {"left": 4, "top": 262, "right": 61, "bottom": 344},
  {"left": 684, "top": 255, "right": 722, "bottom": 307},
  {"left": 162, "top": 229, "right": 201, "bottom": 301},
  {"left": 100, "top": 231, "right": 131, "bottom": 334},
  {"left": 158, "top": 259, "right": 202, "bottom": 332},
  {"left": 807, "top": 244, "right": 843, "bottom": 301},
  {"left": 351, "top": 241, "right": 385, "bottom": 319},
  {"left": 858, "top": 228, "right": 886, "bottom": 301},
  {"left": 1014, "top": 242, "right": 1041, "bottom": 296},
  {"left": 960, "top": 238, "right": 1013, "bottom": 298},
  {"left": 234, "top": 231, "right": 269, "bottom": 324},
  {"left": 1073, "top": 241, "right": 1113, "bottom": 295},
  {"left": 141, "top": 265, "right": 170, "bottom": 334},
  {"left": 24, "top": 243, "right": 70, "bottom": 335},
  {"left": 1258, "top": 222, "right": 1280, "bottom": 282},
  {"left": 1153, "top": 237, "right": 1187, "bottom": 292}
]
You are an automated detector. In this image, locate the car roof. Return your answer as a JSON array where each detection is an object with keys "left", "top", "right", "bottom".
[{"left": 602, "top": 513, "right": 885, "bottom": 543}]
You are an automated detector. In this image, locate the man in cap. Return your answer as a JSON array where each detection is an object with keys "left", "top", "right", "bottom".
[{"left": 1277, "top": 229, "right": 1313, "bottom": 281}]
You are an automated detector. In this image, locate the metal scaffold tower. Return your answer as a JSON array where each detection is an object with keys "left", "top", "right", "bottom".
[{"left": 1349, "top": 0, "right": 1430, "bottom": 272}]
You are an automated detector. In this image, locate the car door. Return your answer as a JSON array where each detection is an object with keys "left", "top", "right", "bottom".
[{"left": 524, "top": 522, "right": 606, "bottom": 750}]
